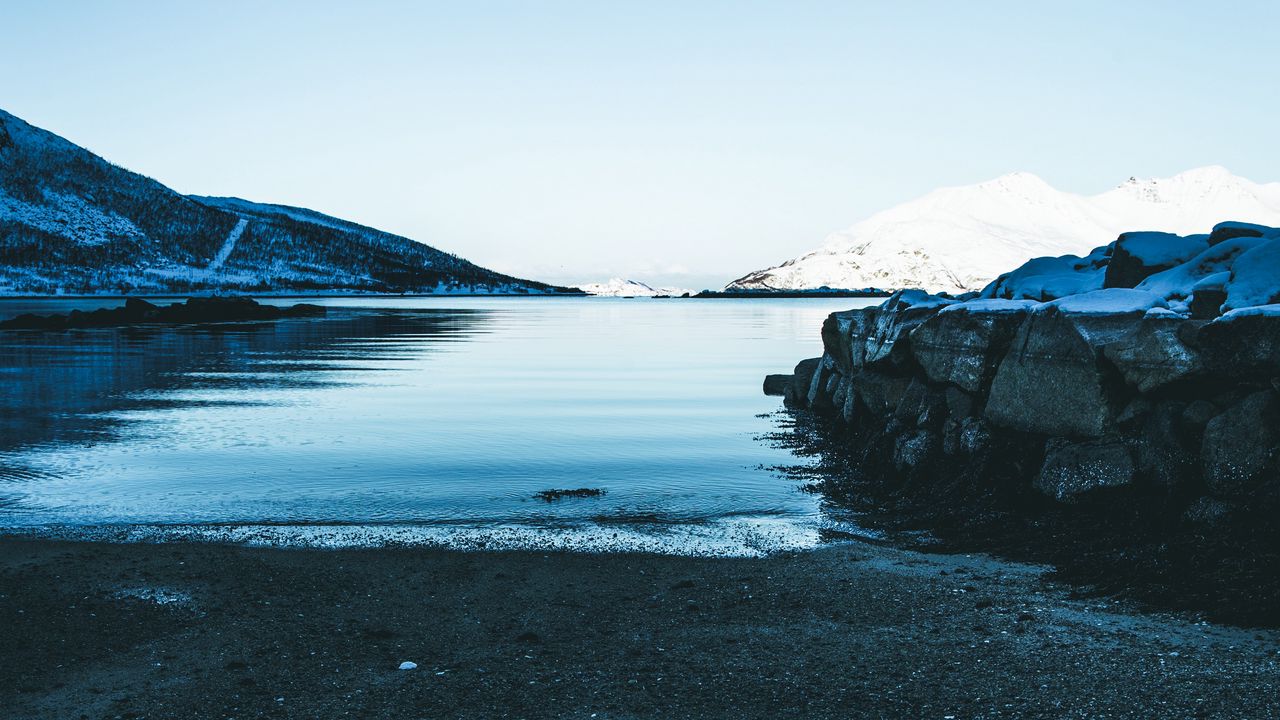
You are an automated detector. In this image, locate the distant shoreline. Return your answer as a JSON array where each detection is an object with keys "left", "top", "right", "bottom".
[{"left": 0, "top": 290, "right": 895, "bottom": 300}]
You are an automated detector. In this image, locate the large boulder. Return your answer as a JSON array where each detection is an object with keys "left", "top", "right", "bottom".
[
  {"left": 1201, "top": 390, "right": 1280, "bottom": 498},
  {"left": 1103, "top": 232, "right": 1209, "bottom": 289},
  {"left": 985, "top": 305, "right": 1141, "bottom": 438},
  {"left": 1102, "top": 313, "right": 1205, "bottom": 393},
  {"left": 1196, "top": 309, "right": 1280, "bottom": 381},
  {"left": 909, "top": 300, "right": 1034, "bottom": 394},
  {"left": 1034, "top": 440, "right": 1136, "bottom": 502}
]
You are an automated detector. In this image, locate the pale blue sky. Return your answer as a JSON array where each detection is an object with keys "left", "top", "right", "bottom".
[{"left": 4, "top": 1, "right": 1278, "bottom": 288}]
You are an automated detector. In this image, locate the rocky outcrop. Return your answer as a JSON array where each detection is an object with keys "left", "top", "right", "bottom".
[
  {"left": 774, "top": 282, "right": 1280, "bottom": 517},
  {"left": 0, "top": 297, "right": 326, "bottom": 330}
]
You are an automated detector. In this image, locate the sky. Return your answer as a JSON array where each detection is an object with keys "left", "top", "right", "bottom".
[{"left": 3, "top": 1, "right": 1279, "bottom": 290}]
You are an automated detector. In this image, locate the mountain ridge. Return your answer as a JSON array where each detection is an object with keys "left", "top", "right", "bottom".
[
  {"left": 0, "top": 108, "right": 571, "bottom": 296},
  {"left": 729, "top": 167, "right": 1280, "bottom": 294}
]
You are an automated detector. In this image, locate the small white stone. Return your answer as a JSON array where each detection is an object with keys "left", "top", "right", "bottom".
[{"left": 398, "top": 661, "right": 417, "bottom": 671}]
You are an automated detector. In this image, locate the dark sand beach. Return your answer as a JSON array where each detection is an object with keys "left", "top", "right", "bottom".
[{"left": 2, "top": 537, "right": 1276, "bottom": 719}]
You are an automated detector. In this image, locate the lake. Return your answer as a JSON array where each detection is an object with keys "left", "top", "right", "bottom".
[{"left": 0, "top": 296, "right": 878, "bottom": 555}]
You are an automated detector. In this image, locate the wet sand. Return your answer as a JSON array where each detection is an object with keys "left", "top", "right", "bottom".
[{"left": 1, "top": 537, "right": 1277, "bottom": 719}]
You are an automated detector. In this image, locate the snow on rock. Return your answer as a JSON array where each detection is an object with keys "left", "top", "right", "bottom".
[
  {"left": 1223, "top": 238, "right": 1280, "bottom": 311},
  {"left": 1208, "top": 220, "right": 1279, "bottom": 245},
  {"left": 938, "top": 298, "right": 1039, "bottom": 315},
  {"left": 729, "top": 167, "right": 1280, "bottom": 294},
  {"left": 1042, "top": 288, "right": 1169, "bottom": 316},
  {"left": 1114, "top": 232, "right": 1208, "bottom": 267},
  {"left": 1217, "top": 303, "right": 1280, "bottom": 319},
  {"left": 978, "top": 247, "right": 1108, "bottom": 301},
  {"left": 1136, "top": 235, "right": 1268, "bottom": 301},
  {"left": 878, "top": 288, "right": 955, "bottom": 311}
]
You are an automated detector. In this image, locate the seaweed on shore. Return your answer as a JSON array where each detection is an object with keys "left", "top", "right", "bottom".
[{"left": 769, "top": 409, "right": 1280, "bottom": 628}]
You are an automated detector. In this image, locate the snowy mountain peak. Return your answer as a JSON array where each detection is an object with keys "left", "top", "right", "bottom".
[
  {"left": 729, "top": 168, "right": 1280, "bottom": 295},
  {"left": 576, "top": 278, "right": 693, "bottom": 297},
  {"left": 977, "top": 171, "right": 1054, "bottom": 193}
]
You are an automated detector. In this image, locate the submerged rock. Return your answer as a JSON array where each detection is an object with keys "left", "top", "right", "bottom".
[{"left": 763, "top": 374, "right": 791, "bottom": 396}]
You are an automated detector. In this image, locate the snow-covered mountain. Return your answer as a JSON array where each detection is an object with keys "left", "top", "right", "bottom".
[
  {"left": 727, "top": 167, "right": 1280, "bottom": 294},
  {"left": 0, "top": 108, "right": 573, "bottom": 295},
  {"left": 577, "top": 278, "right": 693, "bottom": 296}
]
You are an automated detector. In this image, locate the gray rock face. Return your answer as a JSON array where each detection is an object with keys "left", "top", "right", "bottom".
[
  {"left": 1202, "top": 390, "right": 1280, "bottom": 497},
  {"left": 1130, "top": 401, "right": 1197, "bottom": 489},
  {"left": 851, "top": 371, "right": 912, "bottom": 416},
  {"left": 771, "top": 273, "right": 1280, "bottom": 513},
  {"left": 1035, "top": 440, "right": 1136, "bottom": 501},
  {"left": 807, "top": 357, "right": 840, "bottom": 412},
  {"left": 910, "top": 306, "right": 1030, "bottom": 394},
  {"left": 821, "top": 309, "right": 872, "bottom": 375},
  {"left": 1102, "top": 315, "right": 1204, "bottom": 393},
  {"left": 985, "top": 309, "right": 1137, "bottom": 438},
  {"left": 832, "top": 293, "right": 950, "bottom": 375}
]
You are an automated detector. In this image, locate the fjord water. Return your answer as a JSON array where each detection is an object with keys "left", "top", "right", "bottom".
[{"left": 0, "top": 297, "right": 876, "bottom": 554}]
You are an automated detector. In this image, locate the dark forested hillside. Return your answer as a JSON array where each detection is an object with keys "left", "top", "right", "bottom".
[{"left": 0, "top": 109, "right": 571, "bottom": 295}]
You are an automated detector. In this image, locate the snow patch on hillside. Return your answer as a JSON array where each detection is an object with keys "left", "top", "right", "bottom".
[{"left": 0, "top": 189, "right": 144, "bottom": 246}]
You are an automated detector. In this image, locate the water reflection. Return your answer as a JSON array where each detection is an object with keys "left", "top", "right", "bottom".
[
  {"left": 0, "top": 308, "right": 493, "bottom": 489},
  {"left": 0, "top": 297, "right": 873, "bottom": 555}
]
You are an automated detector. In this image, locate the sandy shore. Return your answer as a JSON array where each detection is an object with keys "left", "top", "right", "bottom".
[{"left": 1, "top": 537, "right": 1277, "bottom": 719}]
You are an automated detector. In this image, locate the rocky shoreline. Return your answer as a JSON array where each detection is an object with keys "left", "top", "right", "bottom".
[
  {"left": 4, "top": 537, "right": 1278, "bottom": 719},
  {"left": 768, "top": 221, "right": 1280, "bottom": 624}
]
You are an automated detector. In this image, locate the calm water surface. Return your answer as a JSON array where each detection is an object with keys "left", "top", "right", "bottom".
[{"left": 0, "top": 297, "right": 877, "bottom": 555}]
